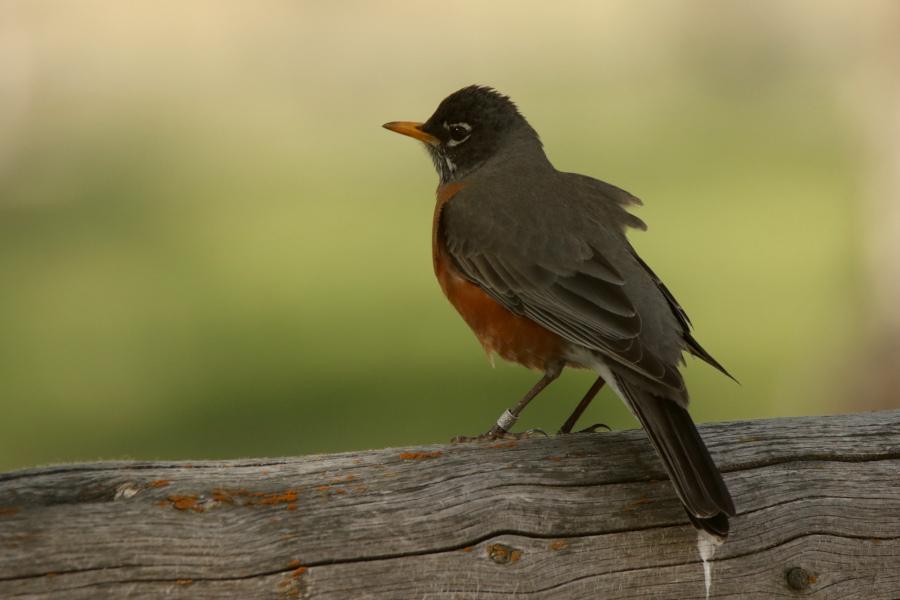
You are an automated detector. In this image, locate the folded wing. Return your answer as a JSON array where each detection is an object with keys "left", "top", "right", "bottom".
[{"left": 451, "top": 247, "right": 685, "bottom": 391}]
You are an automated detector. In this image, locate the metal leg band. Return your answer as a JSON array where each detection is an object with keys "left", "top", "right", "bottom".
[{"left": 496, "top": 409, "right": 518, "bottom": 432}]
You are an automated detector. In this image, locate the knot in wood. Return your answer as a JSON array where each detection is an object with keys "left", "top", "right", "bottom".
[
  {"left": 486, "top": 543, "right": 523, "bottom": 565},
  {"left": 786, "top": 567, "right": 817, "bottom": 591}
]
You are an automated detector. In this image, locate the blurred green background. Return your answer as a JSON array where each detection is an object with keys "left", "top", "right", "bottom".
[{"left": 0, "top": 2, "right": 888, "bottom": 472}]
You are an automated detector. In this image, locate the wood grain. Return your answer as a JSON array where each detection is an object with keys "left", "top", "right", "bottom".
[{"left": 2, "top": 410, "right": 899, "bottom": 599}]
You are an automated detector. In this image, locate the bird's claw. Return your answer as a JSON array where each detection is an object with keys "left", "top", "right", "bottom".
[
  {"left": 557, "top": 423, "right": 610, "bottom": 435},
  {"left": 451, "top": 427, "right": 548, "bottom": 444},
  {"left": 579, "top": 423, "right": 610, "bottom": 433},
  {"left": 522, "top": 428, "right": 548, "bottom": 438}
]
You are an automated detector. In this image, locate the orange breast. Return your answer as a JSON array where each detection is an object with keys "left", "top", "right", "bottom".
[{"left": 432, "top": 183, "right": 566, "bottom": 372}]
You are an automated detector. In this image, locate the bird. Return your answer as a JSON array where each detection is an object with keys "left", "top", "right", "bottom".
[{"left": 383, "top": 85, "right": 736, "bottom": 539}]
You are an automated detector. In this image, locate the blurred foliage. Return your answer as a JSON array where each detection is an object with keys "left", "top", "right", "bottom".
[{"left": 0, "top": 2, "right": 866, "bottom": 472}]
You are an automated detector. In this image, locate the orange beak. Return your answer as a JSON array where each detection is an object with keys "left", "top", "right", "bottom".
[{"left": 382, "top": 121, "right": 440, "bottom": 146}]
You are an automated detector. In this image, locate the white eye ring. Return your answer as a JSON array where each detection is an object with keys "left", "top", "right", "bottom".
[{"left": 445, "top": 122, "right": 472, "bottom": 147}]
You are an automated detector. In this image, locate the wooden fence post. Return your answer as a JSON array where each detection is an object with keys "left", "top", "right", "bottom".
[{"left": 2, "top": 410, "right": 899, "bottom": 598}]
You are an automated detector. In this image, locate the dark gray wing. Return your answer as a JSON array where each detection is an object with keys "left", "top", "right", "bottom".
[{"left": 438, "top": 165, "right": 693, "bottom": 390}]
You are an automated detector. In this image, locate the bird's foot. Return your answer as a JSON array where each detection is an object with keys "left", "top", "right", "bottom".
[
  {"left": 556, "top": 423, "right": 611, "bottom": 435},
  {"left": 451, "top": 426, "right": 547, "bottom": 444}
]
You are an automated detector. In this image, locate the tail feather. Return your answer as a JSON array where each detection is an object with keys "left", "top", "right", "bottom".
[{"left": 614, "top": 374, "right": 735, "bottom": 539}]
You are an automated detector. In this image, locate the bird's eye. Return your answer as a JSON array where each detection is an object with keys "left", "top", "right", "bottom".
[
  {"left": 447, "top": 122, "right": 472, "bottom": 145},
  {"left": 449, "top": 125, "right": 469, "bottom": 141}
]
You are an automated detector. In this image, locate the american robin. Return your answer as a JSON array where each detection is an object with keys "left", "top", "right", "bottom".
[{"left": 383, "top": 85, "right": 736, "bottom": 539}]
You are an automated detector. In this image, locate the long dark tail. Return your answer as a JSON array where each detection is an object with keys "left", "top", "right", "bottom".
[{"left": 615, "top": 375, "right": 736, "bottom": 539}]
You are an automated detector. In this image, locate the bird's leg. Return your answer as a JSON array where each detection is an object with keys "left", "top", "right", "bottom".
[
  {"left": 557, "top": 375, "right": 609, "bottom": 434},
  {"left": 451, "top": 369, "right": 561, "bottom": 443}
]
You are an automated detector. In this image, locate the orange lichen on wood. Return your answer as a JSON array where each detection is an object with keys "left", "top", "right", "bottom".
[
  {"left": 550, "top": 457, "right": 563, "bottom": 461},
  {"left": 210, "top": 487, "right": 302, "bottom": 508},
  {"left": 345, "top": 474, "right": 355, "bottom": 479},
  {"left": 176, "top": 580, "right": 193, "bottom": 585},
  {"left": 398, "top": 451, "right": 441, "bottom": 460},
  {"left": 549, "top": 541, "right": 568, "bottom": 550},
  {"left": 149, "top": 480, "right": 169, "bottom": 488},
  {"left": 0, "top": 508, "right": 20, "bottom": 516},
  {"left": 315, "top": 486, "right": 330, "bottom": 492},
  {"left": 258, "top": 491, "right": 299, "bottom": 506},
  {"left": 354, "top": 486, "right": 367, "bottom": 491},
  {"left": 286, "top": 560, "right": 301, "bottom": 569},
  {"left": 168, "top": 495, "right": 198, "bottom": 510},
  {"left": 285, "top": 504, "right": 297, "bottom": 511},
  {"left": 510, "top": 550, "right": 522, "bottom": 563},
  {"left": 293, "top": 566, "right": 307, "bottom": 576}
]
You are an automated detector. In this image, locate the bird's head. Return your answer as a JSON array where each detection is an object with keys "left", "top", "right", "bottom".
[{"left": 384, "top": 85, "right": 538, "bottom": 182}]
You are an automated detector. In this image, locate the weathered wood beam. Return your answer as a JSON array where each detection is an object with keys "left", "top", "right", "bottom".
[{"left": 2, "top": 410, "right": 899, "bottom": 599}]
